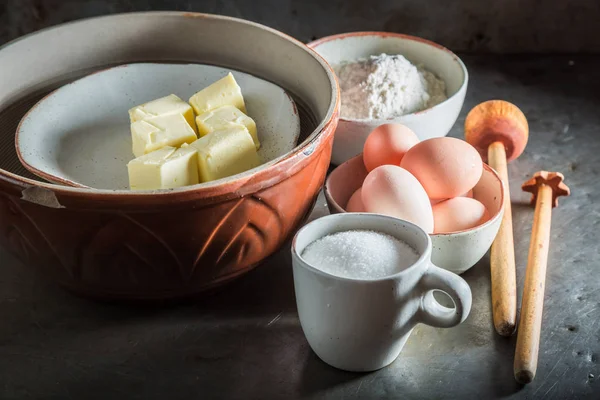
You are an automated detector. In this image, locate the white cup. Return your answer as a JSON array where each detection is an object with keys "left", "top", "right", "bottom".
[{"left": 291, "top": 213, "right": 472, "bottom": 372}]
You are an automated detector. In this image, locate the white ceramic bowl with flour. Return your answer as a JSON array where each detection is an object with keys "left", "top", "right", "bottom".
[{"left": 308, "top": 32, "right": 468, "bottom": 165}]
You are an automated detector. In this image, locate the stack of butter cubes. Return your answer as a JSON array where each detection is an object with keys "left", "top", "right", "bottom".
[{"left": 127, "top": 73, "right": 262, "bottom": 190}]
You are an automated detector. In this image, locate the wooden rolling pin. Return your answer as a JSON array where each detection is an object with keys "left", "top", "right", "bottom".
[
  {"left": 514, "top": 171, "right": 570, "bottom": 384},
  {"left": 465, "top": 100, "right": 529, "bottom": 336}
]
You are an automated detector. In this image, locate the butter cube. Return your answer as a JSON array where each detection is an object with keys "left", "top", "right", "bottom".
[
  {"left": 127, "top": 145, "right": 199, "bottom": 190},
  {"left": 189, "top": 73, "right": 247, "bottom": 116},
  {"left": 195, "top": 105, "right": 260, "bottom": 149},
  {"left": 128, "top": 94, "right": 196, "bottom": 133},
  {"left": 131, "top": 113, "right": 197, "bottom": 157},
  {"left": 189, "top": 125, "right": 261, "bottom": 183}
]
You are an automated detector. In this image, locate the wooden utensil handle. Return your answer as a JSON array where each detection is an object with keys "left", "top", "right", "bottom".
[
  {"left": 514, "top": 184, "right": 553, "bottom": 384},
  {"left": 488, "top": 141, "right": 517, "bottom": 336}
]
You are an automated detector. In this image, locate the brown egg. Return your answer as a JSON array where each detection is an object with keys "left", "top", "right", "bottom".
[
  {"left": 363, "top": 123, "right": 420, "bottom": 172},
  {"left": 400, "top": 137, "right": 483, "bottom": 200},
  {"left": 362, "top": 165, "right": 434, "bottom": 233},
  {"left": 431, "top": 189, "right": 473, "bottom": 206},
  {"left": 346, "top": 187, "right": 365, "bottom": 212},
  {"left": 432, "top": 197, "right": 490, "bottom": 233}
]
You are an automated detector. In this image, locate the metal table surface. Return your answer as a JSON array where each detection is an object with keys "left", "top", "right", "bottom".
[{"left": 1, "top": 55, "right": 599, "bottom": 400}]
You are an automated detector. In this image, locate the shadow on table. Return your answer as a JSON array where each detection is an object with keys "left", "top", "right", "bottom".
[
  {"left": 461, "top": 255, "right": 525, "bottom": 397},
  {"left": 0, "top": 236, "right": 300, "bottom": 345},
  {"left": 0, "top": 242, "right": 305, "bottom": 399},
  {"left": 490, "top": 324, "right": 525, "bottom": 396},
  {"left": 297, "top": 351, "right": 365, "bottom": 397}
]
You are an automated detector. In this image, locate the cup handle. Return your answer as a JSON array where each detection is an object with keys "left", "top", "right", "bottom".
[{"left": 417, "top": 263, "right": 473, "bottom": 328}]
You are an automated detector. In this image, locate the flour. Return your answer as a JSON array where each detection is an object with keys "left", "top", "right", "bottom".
[{"left": 336, "top": 53, "right": 447, "bottom": 120}]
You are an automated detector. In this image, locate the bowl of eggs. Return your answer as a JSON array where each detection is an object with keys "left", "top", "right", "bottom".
[
  {"left": 0, "top": 12, "right": 338, "bottom": 300},
  {"left": 309, "top": 32, "right": 468, "bottom": 165},
  {"left": 324, "top": 124, "right": 504, "bottom": 274}
]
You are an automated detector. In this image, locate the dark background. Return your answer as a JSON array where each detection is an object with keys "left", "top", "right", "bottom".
[
  {"left": 2, "top": 2, "right": 600, "bottom": 400},
  {"left": 1, "top": 0, "right": 600, "bottom": 52}
]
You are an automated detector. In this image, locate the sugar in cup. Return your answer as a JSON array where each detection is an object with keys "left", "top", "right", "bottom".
[{"left": 291, "top": 213, "right": 472, "bottom": 372}]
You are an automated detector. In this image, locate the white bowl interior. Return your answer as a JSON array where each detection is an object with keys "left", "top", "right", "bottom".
[
  {"left": 470, "top": 169, "right": 503, "bottom": 220},
  {"left": 16, "top": 63, "right": 301, "bottom": 190},
  {"left": 0, "top": 12, "right": 338, "bottom": 196},
  {"left": 311, "top": 35, "right": 466, "bottom": 107}
]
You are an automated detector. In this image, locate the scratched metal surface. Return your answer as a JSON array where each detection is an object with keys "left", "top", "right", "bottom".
[{"left": 0, "top": 55, "right": 599, "bottom": 399}]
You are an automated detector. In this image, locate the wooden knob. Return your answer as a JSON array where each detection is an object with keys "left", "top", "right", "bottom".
[
  {"left": 465, "top": 100, "right": 529, "bottom": 162},
  {"left": 522, "top": 171, "right": 571, "bottom": 207}
]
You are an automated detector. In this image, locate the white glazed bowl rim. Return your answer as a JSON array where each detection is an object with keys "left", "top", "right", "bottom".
[
  {"left": 0, "top": 11, "right": 339, "bottom": 198},
  {"left": 292, "top": 212, "right": 432, "bottom": 283},
  {"left": 14, "top": 62, "right": 303, "bottom": 190},
  {"left": 308, "top": 31, "right": 468, "bottom": 123}
]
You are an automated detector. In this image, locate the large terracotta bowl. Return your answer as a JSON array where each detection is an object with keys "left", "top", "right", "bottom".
[{"left": 0, "top": 12, "right": 339, "bottom": 300}]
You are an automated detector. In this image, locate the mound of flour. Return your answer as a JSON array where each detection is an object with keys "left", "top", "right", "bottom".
[{"left": 336, "top": 53, "right": 447, "bottom": 120}]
